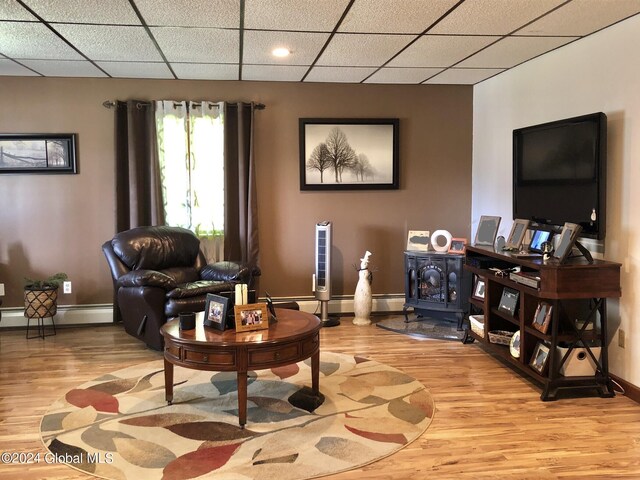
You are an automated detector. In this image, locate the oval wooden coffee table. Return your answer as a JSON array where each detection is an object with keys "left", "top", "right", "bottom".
[{"left": 160, "top": 308, "right": 322, "bottom": 427}]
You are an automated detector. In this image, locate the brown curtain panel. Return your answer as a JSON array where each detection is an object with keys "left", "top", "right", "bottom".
[
  {"left": 224, "top": 102, "right": 259, "bottom": 268},
  {"left": 115, "top": 100, "right": 165, "bottom": 232}
]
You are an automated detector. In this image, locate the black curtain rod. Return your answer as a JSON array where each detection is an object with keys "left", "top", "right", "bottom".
[{"left": 102, "top": 100, "right": 265, "bottom": 110}]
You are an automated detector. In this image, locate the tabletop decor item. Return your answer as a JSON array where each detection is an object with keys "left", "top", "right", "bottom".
[{"left": 234, "top": 303, "right": 269, "bottom": 332}]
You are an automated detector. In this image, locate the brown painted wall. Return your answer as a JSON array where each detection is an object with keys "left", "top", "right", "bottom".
[{"left": 0, "top": 77, "right": 472, "bottom": 308}]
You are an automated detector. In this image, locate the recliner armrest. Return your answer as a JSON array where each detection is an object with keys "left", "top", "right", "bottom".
[
  {"left": 200, "top": 261, "right": 261, "bottom": 283},
  {"left": 116, "top": 270, "right": 177, "bottom": 290}
]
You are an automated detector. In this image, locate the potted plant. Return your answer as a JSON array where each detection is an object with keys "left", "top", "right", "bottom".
[{"left": 24, "top": 273, "right": 68, "bottom": 319}]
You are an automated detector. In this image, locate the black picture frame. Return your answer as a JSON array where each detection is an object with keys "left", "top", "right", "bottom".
[
  {"left": 498, "top": 287, "right": 520, "bottom": 317},
  {"left": 299, "top": 118, "right": 399, "bottom": 190},
  {"left": 528, "top": 229, "right": 554, "bottom": 253},
  {"left": 265, "top": 291, "right": 277, "bottom": 322},
  {"left": 0, "top": 133, "right": 77, "bottom": 174},
  {"left": 203, "top": 294, "right": 229, "bottom": 331}
]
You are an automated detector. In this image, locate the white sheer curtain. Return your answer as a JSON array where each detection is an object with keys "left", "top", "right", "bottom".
[{"left": 155, "top": 100, "right": 225, "bottom": 261}]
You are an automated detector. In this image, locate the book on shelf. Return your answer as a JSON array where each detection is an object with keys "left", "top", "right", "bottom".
[{"left": 509, "top": 270, "right": 540, "bottom": 289}]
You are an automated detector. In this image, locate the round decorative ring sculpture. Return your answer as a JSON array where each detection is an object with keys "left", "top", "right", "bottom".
[{"left": 431, "top": 229, "right": 452, "bottom": 252}]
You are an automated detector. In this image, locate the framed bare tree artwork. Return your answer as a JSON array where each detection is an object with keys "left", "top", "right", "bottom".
[
  {"left": 299, "top": 118, "right": 399, "bottom": 190},
  {"left": 0, "top": 134, "right": 77, "bottom": 174}
]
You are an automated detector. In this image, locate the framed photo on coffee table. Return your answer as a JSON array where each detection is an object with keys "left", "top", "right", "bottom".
[
  {"left": 203, "top": 294, "right": 229, "bottom": 331},
  {"left": 235, "top": 303, "right": 269, "bottom": 332}
]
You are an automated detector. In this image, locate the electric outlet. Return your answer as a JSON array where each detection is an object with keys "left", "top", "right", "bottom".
[
  {"left": 0, "top": 283, "right": 5, "bottom": 297},
  {"left": 618, "top": 329, "right": 625, "bottom": 348},
  {"left": 63, "top": 281, "right": 72, "bottom": 294}
]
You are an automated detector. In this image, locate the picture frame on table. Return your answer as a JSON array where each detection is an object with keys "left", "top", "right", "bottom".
[
  {"left": 234, "top": 303, "right": 270, "bottom": 333},
  {"left": 203, "top": 294, "right": 229, "bottom": 332},
  {"left": 473, "top": 215, "right": 501, "bottom": 247},
  {"left": 220, "top": 289, "right": 257, "bottom": 329},
  {"left": 472, "top": 276, "right": 486, "bottom": 301},
  {"left": 448, "top": 237, "right": 467, "bottom": 254},
  {"left": 505, "top": 219, "right": 530, "bottom": 251},
  {"left": 266, "top": 291, "right": 278, "bottom": 323},
  {"left": 532, "top": 301, "right": 553, "bottom": 334},
  {"left": 553, "top": 222, "right": 582, "bottom": 263},
  {"left": 299, "top": 118, "right": 399, "bottom": 191},
  {"left": 406, "top": 230, "right": 431, "bottom": 251},
  {"left": 529, "top": 342, "right": 551, "bottom": 374}
]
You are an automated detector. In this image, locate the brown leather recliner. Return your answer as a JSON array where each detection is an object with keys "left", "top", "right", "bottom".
[{"left": 102, "top": 226, "right": 260, "bottom": 350}]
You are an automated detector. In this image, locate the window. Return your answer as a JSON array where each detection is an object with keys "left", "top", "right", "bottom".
[{"left": 155, "top": 101, "right": 224, "bottom": 239}]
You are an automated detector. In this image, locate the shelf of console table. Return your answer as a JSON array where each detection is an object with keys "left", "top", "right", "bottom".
[{"left": 464, "top": 245, "right": 621, "bottom": 401}]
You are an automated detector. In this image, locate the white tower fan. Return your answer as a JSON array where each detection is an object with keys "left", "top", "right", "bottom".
[{"left": 314, "top": 221, "right": 340, "bottom": 327}]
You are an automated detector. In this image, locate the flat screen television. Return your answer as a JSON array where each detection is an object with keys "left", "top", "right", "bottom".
[{"left": 512, "top": 112, "right": 607, "bottom": 240}]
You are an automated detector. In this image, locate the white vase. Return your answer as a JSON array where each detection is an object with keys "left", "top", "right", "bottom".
[{"left": 353, "top": 251, "right": 372, "bottom": 326}]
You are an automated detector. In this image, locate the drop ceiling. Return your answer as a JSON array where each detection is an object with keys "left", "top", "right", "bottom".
[{"left": 1, "top": 0, "right": 639, "bottom": 85}]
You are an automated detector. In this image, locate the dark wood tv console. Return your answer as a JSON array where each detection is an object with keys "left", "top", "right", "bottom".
[{"left": 464, "top": 245, "right": 621, "bottom": 401}]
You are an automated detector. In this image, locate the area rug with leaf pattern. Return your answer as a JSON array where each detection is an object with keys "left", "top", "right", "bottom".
[{"left": 40, "top": 351, "right": 434, "bottom": 480}]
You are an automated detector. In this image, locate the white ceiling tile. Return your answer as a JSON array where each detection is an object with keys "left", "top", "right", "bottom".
[
  {"left": 21, "top": 0, "right": 140, "bottom": 24},
  {"left": 518, "top": 0, "right": 640, "bottom": 36},
  {"left": 243, "top": 30, "right": 329, "bottom": 65},
  {"left": 317, "top": 33, "right": 415, "bottom": 66},
  {"left": 0, "top": 58, "right": 40, "bottom": 76},
  {"left": 0, "top": 0, "right": 37, "bottom": 20},
  {"left": 0, "top": 21, "right": 83, "bottom": 60},
  {"left": 53, "top": 24, "right": 162, "bottom": 61},
  {"left": 365, "top": 67, "right": 444, "bottom": 84},
  {"left": 458, "top": 36, "right": 576, "bottom": 68},
  {"left": 171, "top": 63, "right": 239, "bottom": 80},
  {"left": 152, "top": 27, "right": 238, "bottom": 63},
  {"left": 1, "top": 1, "right": 636, "bottom": 84},
  {"left": 242, "top": 64, "right": 307, "bottom": 81},
  {"left": 304, "top": 66, "right": 377, "bottom": 83},
  {"left": 96, "top": 61, "right": 173, "bottom": 79},
  {"left": 339, "top": 0, "right": 459, "bottom": 33},
  {"left": 389, "top": 35, "right": 497, "bottom": 68},
  {"left": 245, "top": 0, "right": 348, "bottom": 31},
  {"left": 20, "top": 59, "right": 106, "bottom": 77},
  {"left": 424, "top": 68, "right": 504, "bottom": 84},
  {"left": 430, "top": 0, "right": 566, "bottom": 35},
  {"left": 136, "top": 0, "right": 239, "bottom": 28}
]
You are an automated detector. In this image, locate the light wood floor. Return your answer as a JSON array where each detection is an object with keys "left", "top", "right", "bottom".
[{"left": 1, "top": 318, "right": 639, "bottom": 479}]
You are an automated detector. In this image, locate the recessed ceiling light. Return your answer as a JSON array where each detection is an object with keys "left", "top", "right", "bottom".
[{"left": 272, "top": 47, "right": 291, "bottom": 58}]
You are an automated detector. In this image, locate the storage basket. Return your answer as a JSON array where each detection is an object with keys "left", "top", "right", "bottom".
[
  {"left": 488, "top": 330, "right": 514, "bottom": 345},
  {"left": 24, "top": 287, "right": 58, "bottom": 319},
  {"left": 557, "top": 345, "right": 601, "bottom": 377},
  {"left": 469, "top": 315, "right": 485, "bottom": 338}
]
